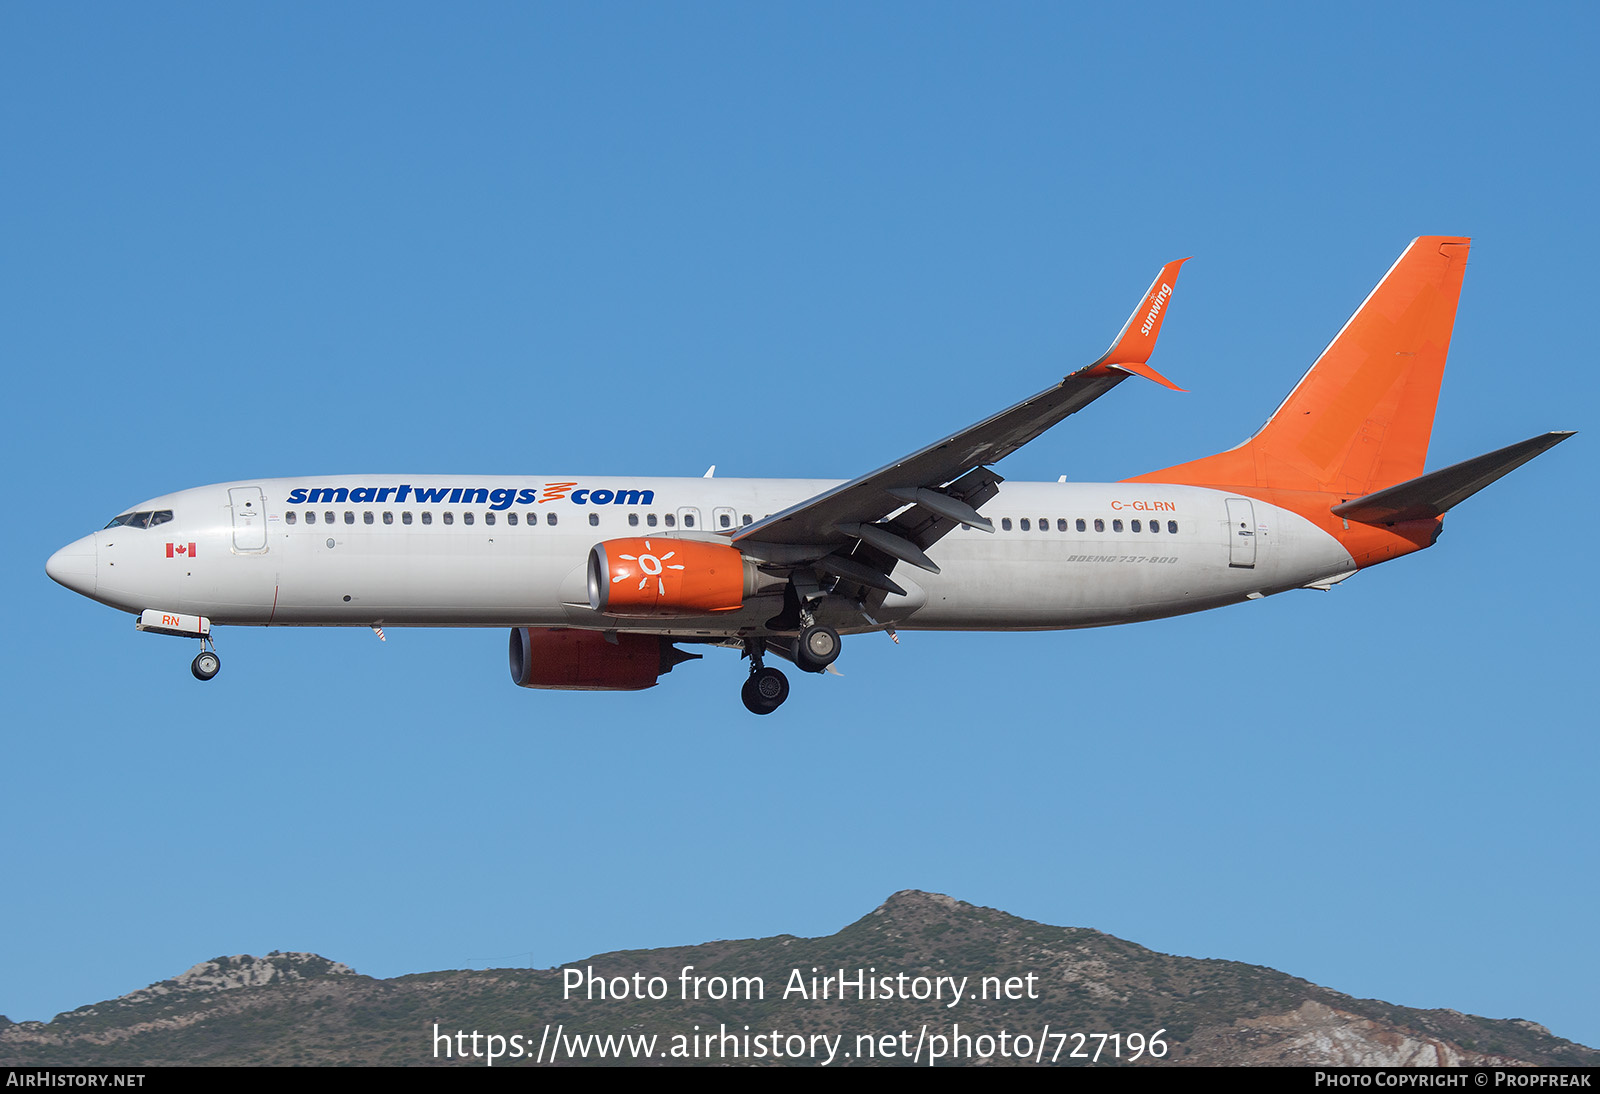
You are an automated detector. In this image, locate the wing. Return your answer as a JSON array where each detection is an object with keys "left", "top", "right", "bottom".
[{"left": 733, "top": 257, "right": 1190, "bottom": 597}]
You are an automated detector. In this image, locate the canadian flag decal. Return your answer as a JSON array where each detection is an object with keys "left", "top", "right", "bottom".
[{"left": 166, "top": 542, "right": 197, "bottom": 558}]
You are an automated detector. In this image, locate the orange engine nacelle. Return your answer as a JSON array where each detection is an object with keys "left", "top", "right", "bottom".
[
  {"left": 508, "top": 627, "right": 698, "bottom": 691},
  {"left": 587, "top": 537, "right": 754, "bottom": 616}
]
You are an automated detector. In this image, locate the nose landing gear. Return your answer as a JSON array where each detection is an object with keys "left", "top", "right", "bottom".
[
  {"left": 134, "top": 611, "right": 221, "bottom": 682},
  {"left": 190, "top": 634, "right": 220, "bottom": 681}
]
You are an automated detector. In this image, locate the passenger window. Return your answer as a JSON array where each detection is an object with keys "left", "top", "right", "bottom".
[
  {"left": 743, "top": 514, "right": 753, "bottom": 526},
  {"left": 464, "top": 512, "right": 475, "bottom": 526},
  {"left": 383, "top": 512, "right": 393, "bottom": 525},
  {"left": 1001, "top": 518, "right": 1012, "bottom": 531},
  {"left": 589, "top": 513, "right": 599, "bottom": 527},
  {"left": 422, "top": 512, "right": 432, "bottom": 525},
  {"left": 629, "top": 513, "right": 639, "bottom": 527},
  {"left": 1057, "top": 518, "right": 1067, "bottom": 531},
  {"left": 363, "top": 512, "right": 374, "bottom": 525},
  {"left": 1076, "top": 518, "right": 1086, "bottom": 532},
  {"left": 1150, "top": 519, "right": 1160, "bottom": 533},
  {"left": 402, "top": 512, "right": 413, "bottom": 525},
  {"left": 1020, "top": 518, "right": 1030, "bottom": 531},
  {"left": 443, "top": 512, "right": 454, "bottom": 525},
  {"left": 345, "top": 511, "right": 355, "bottom": 525},
  {"left": 286, "top": 511, "right": 297, "bottom": 525},
  {"left": 1131, "top": 520, "right": 1142, "bottom": 533},
  {"left": 1113, "top": 519, "right": 1123, "bottom": 532},
  {"left": 485, "top": 512, "right": 495, "bottom": 526},
  {"left": 507, "top": 513, "right": 517, "bottom": 526},
  {"left": 683, "top": 513, "right": 695, "bottom": 528},
  {"left": 1168, "top": 520, "right": 1178, "bottom": 533},
  {"left": 1094, "top": 518, "right": 1105, "bottom": 532},
  {"left": 665, "top": 514, "right": 676, "bottom": 528},
  {"left": 306, "top": 511, "right": 316, "bottom": 525},
  {"left": 547, "top": 512, "right": 558, "bottom": 526},
  {"left": 647, "top": 513, "right": 658, "bottom": 527},
  {"left": 719, "top": 513, "right": 731, "bottom": 528},
  {"left": 324, "top": 512, "right": 335, "bottom": 525}
]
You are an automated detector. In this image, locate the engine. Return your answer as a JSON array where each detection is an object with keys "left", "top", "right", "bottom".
[
  {"left": 587, "top": 537, "right": 759, "bottom": 616},
  {"left": 508, "top": 627, "right": 699, "bottom": 691}
]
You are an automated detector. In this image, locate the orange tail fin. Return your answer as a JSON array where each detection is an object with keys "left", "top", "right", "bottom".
[{"left": 1126, "top": 237, "right": 1470, "bottom": 495}]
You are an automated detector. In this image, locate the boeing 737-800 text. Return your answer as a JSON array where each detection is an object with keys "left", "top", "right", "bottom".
[{"left": 46, "top": 237, "right": 1572, "bottom": 713}]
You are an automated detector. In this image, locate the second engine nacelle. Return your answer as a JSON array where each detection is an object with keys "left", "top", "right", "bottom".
[
  {"left": 587, "top": 537, "right": 758, "bottom": 616},
  {"left": 509, "top": 627, "right": 699, "bottom": 691}
]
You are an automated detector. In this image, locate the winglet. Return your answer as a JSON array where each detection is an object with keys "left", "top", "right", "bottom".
[
  {"left": 1110, "top": 359, "right": 1186, "bottom": 392},
  {"left": 1082, "top": 257, "right": 1189, "bottom": 390}
]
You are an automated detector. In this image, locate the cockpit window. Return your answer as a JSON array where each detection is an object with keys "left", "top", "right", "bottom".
[{"left": 104, "top": 510, "right": 173, "bottom": 530}]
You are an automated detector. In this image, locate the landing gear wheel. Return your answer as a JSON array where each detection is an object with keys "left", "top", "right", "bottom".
[
  {"left": 794, "top": 624, "right": 841, "bottom": 673},
  {"left": 191, "top": 650, "right": 221, "bottom": 681},
  {"left": 741, "top": 666, "right": 789, "bottom": 715}
]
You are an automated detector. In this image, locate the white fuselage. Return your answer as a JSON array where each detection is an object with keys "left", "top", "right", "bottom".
[{"left": 51, "top": 475, "right": 1361, "bottom": 637}]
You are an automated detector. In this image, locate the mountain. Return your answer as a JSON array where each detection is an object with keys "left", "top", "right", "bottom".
[{"left": 2, "top": 891, "right": 1592, "bottom": 1066}]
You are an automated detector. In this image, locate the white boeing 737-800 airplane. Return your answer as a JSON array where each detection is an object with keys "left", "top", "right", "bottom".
[{"left": 46, "top": 237, "right": 1572, "bottom": 713}]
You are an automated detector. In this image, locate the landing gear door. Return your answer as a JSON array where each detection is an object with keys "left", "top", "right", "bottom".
[
  {"left": 1226, "top": 497, "right": 1256, "bottom": 569},
  {"left": 229, "top": 487, "right": 268, "bottom": 552}
]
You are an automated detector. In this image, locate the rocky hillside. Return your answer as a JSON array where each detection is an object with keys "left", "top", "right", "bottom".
[{"left": 2, "top": 892, "right": 1593, "bottom": 1067}]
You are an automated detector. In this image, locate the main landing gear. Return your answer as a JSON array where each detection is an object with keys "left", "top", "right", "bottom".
[
  {"left": 794, "top": 624, "right": 840, "bottom": 673},
  {"left": 737, "top": 622, "right": 844, "bottom": 714},
  {"left": 190, "top": 635, "right": 221, "bottom": 681},
  {"left": 740, "top": 638, "right": 789, "bottom": 715},
  {"left": 742, "top": 666, "right": 789, "bottom": 715}
]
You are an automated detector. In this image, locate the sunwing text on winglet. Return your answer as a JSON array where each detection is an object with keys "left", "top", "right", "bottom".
[{"left": 1082, "top": 256, "right": 1189, "bottom": 391}]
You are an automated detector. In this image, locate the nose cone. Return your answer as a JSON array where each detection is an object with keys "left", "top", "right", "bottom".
[{"left": 46, "top": 535, "right": 97, "bottom": 597}]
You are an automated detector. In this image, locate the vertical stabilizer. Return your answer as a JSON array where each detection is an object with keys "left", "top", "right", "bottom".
[{"left": 1126, "top": 237, "right": 1470, "bottom": 495}]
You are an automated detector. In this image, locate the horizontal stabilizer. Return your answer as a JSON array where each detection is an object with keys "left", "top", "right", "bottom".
[{"left": 1332, "top": 431, "right": 1574, "bottom": 524}]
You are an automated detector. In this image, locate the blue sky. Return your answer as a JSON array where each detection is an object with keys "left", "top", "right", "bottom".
[{"left": 4, "top": 3, "right": 1596, "bottom": 1053}]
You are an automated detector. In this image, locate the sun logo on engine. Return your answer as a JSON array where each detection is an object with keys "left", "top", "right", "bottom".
[{"left": 615, "top": 540, "right": 685, "bottom": 597}]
